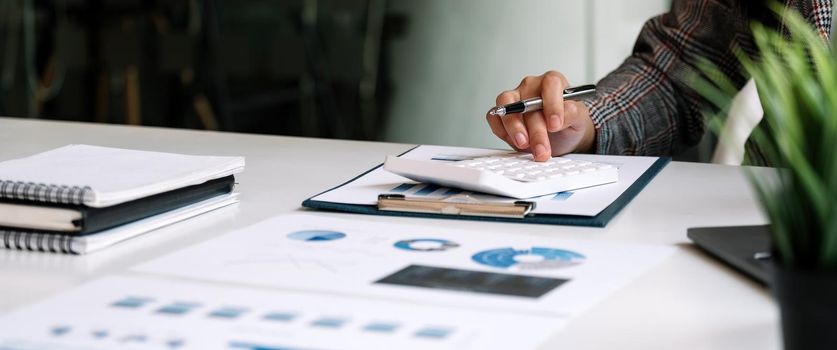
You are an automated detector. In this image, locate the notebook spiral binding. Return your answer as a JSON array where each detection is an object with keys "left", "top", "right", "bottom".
[
  {"left": 0, "top": 180, "right": 92, "bottom": 205},
  {"left": 1, "top": 230, "right": 75, "bottom": 254}
]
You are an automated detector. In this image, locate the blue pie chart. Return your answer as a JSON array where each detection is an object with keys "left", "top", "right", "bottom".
[
  {"left": 472, "top": 247, "right": 585, "bottom": 270},
  {"left": 287, "top": 230, "right": 346, "bottom": 242},
  {"left": 394, "top": 238, "right": 460, "bottom": 252}
]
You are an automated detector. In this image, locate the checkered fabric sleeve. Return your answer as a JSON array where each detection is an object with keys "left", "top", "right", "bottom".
[
  {"left": 583, "top": 0, "right": 831, "bottom": 156},
  {"left": 812, "top": 0, "right": 833, "bottom": 39}
]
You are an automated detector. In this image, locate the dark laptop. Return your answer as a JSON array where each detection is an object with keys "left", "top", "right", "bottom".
[{"left": 687, "top": 225, "right": 772, "bottom": 285}]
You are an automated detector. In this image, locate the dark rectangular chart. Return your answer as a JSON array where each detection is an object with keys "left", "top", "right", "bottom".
[{"left": 375, "top": 265, "right": 568, "bottom": 298}]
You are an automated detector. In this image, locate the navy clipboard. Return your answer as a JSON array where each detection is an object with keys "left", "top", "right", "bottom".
[{"left": 302, "top": 149, "right": 670, "bottom": 227}]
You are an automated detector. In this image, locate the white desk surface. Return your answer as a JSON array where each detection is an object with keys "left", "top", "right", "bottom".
[{"left": 0, "top": 117, "right": 777, "bottom": 349}]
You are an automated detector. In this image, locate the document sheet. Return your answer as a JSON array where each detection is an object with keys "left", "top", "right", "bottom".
[
  {"left": 0, "top": 275, "right": 563, "bottom": 350},
  {"left": 133, "top": 214, "right": 673, "bottom": 318},
  {"left": 0, "top": 214, "right": 674, "bottom": 350}
]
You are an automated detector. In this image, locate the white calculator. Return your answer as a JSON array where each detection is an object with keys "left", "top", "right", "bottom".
[{"left": 383, "top": 153, "right": 618, "bottom": 199}]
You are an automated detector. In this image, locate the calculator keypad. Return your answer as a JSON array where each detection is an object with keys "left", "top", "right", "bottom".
[{"left": 456, "top": 155, "right": 613, "bottom": 182}]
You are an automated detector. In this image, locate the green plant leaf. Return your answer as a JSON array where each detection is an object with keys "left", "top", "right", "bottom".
[
  {"left": 822, "top": 207, "right": 837, "bottom": 266},
  {"left": 694, "top": 3, "right": 837, "bottom": 269}
]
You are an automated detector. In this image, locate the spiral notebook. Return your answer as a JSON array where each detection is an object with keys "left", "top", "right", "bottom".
[
  {"left": 0, "top": 175, "right": 235, "bottom": 234},
  {"left": 0, "top": 144, "right": 245, "bottom": 208},
  {"left": 0, "top": 193, "right": 239, "bottom": 254}
]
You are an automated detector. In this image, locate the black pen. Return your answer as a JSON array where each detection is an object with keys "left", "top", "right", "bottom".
[{"left": 488, "top": 84, "right": 597, "bottom": 117}]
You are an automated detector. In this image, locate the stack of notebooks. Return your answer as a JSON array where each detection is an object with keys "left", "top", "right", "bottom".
[{"left": 0, "top": 144, "right": 245, "bottom": 254}]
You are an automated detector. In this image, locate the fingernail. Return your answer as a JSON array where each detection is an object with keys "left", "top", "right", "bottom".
[
  {"left": 534, "top": 144, "right": 548, "bottom": 158},
  {"left": 514, "top": 132, "right": 528, "bottom": 148},
  {"left": 550, "top": 115, "right": 561, "bottom": 130}
]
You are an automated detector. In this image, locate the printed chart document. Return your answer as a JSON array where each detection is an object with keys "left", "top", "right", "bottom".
[
  {"left": 310, "top": 145, "right": 660, "bottom": 217},
  {"left": 133, "top": 214, "right": 674, "bottom": 319},
  {"left": 0, "top": 275, "right": 560, "bottom": 350},
  {"left": 0, "top": 214, "right": 674, "bottom": 350}
]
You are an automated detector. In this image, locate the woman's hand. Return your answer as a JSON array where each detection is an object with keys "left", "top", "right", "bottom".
[{"left": 486, "top": 71, "right": 596, "bottom": 161}]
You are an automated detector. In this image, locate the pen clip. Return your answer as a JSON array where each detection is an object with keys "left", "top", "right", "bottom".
[{"left": 562, "top": 84, "right": 596, "bottom": 99}]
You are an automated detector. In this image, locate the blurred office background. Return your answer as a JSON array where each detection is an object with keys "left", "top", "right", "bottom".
[{"left": 0, "top": 0, "right": 668, "bottom": 149}]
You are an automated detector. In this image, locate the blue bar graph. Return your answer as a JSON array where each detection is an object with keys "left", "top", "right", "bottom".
[
  {"left": 262, "top": 312, "right": 297, "bottom": 322},
  {"left": 110, "top": 296, "right": 154, "bottom": 309},
  {"left": 208, "top": 307, "right": 249, "bottom": 320},
  {"left": 156, "top": 302, "right": 201, "bottom": 316},
  {"left": 390, "top": 183, "right": 416, "bottom": 193},
  {"left": 552, "top": 191, "right": 573, "bottom": 201},
  {"left": 165, "top": 339, "right": 186, "bottom": 348},
  {"left": 91, "top": 330, "right": 109, "bottom": 339},
  {"left": 441, "top": 188, "right": 463, "bottom": 196},
  {"left": 310, "top": 317, "right": 348, "bottom": 329},
  {"left": 414, "top": 327, "right": 454, "bottom": 340},
  {"left": 392, "top": 183, "right": 460, "bottom": 197},
  {"left": 363, "top": 322, "right": 400, "bottom": 333},
  {"left": 415, "top": 184, "right": 441, "bottom": 196},
  {"left": 49, "top": 326, "right": 72, "bottom": 337}
]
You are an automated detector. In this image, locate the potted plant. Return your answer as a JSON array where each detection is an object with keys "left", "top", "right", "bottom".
[{"left": 695, "top": 6, "right": 837, "bottom": 350}]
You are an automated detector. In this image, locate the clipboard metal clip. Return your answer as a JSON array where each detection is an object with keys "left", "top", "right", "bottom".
[{"left": 377, "top": 193, "right": 536, "bottom": 219}]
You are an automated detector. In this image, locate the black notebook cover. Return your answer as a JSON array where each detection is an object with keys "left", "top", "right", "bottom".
[{"left": 0, "top": 175, "right": 235, "bottom": 236}]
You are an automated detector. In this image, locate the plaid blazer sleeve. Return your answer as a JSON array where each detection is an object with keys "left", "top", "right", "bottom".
[
  {"left": 586, "top": 0, "right": 832, "bottom": 156},
  {"left": 585, "top": 0, "right": 755, "bottom": 156}
]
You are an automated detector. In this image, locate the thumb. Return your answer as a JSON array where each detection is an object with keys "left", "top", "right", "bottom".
[
  {"left": 547, "top": 101, "right": 596, "bottom": 155},
  {"left": 564, "top": 101, "right": 596, "bottom": 153}
]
